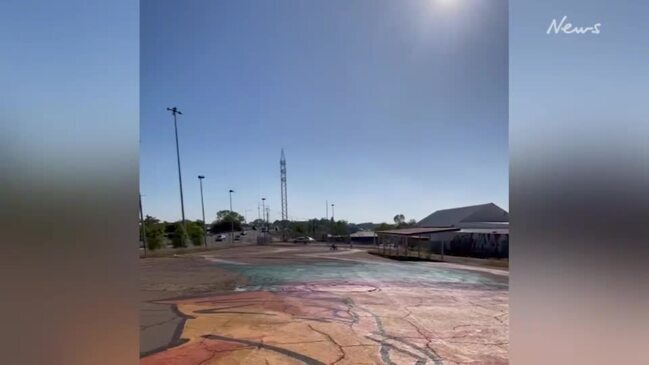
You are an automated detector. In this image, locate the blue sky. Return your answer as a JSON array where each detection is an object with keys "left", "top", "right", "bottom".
[{"left": 141, "top": 0, "right": 508, "bottom": 223}]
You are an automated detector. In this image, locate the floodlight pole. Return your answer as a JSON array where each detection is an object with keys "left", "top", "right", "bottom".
[
  {"left": 229, "top": 189, "right": 234, "bottom": 244},
  {"left": 326, "top": 200, "right": 328, "bottom": 220},
  {"left": 167, "top": 107, "right": 186, "bottom": 236},
  {"left": 262, "top": 198, "right": 266, "bottom": 243},
  {"left": 198, "top": 176, "right": 207, "bottom": 247}
]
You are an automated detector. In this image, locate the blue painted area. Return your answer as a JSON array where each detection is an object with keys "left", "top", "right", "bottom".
[{"left": 217, "top": 261, "right": 507, "bottom": 291}]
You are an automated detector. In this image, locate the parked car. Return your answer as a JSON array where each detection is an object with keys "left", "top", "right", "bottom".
[
  {"left": 240, "top": 231, "right": 246, "bottom": 236},
  {"left": 234, "top": 235, "right": 241, "bottom": 241},
  {"left": 215, "top": 234, "right": 227, "bottom": 242},
  {"left": 293, "top": 236, "right": 315, "bottom": 244}
]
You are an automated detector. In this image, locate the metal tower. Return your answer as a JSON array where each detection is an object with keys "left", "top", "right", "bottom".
[{"left": 280, "top": 149, "right": 288, "bottom": 240}]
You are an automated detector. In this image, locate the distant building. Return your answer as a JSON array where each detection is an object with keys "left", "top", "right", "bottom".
[
  {"left": 377, "top": 203, "right": 509, "bottom": 259},
  {"left": 350, "top": 231, "right": 378, "bottom": 244},
  {"left": 416, "top": 202, "right": 508, "bottom": 229}
]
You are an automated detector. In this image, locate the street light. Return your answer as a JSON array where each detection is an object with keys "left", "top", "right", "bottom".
[
  {"left": 261, "top": 198, "right": 266, "bottom": 243},
  {"left": 326, "top": 200, "right": 329, "bottom": 220},
  {"left": 198, "top": 175, "right": 207, "bottom": 247},
  {"left": 229, "top": 189, "right": 235, "bottom": 244},
  {"left": 331, "top": 203, "right": 336, "bottom": 245},
  {"left": 166, "top": 106, "right": 186, "bottom": 237},
  {"left": 261, "top": 198, "right": 266, "bottom": 225}
]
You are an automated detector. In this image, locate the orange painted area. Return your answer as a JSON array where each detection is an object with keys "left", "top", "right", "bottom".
[
  {"left": 141, "top": 340, "right": 247, "bottom": 365},
  {"left": 141, "top": 284, "right": 508, "bottom": 365}
]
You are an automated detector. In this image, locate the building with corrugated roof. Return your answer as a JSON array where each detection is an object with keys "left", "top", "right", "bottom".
[{"left": 377, "top": 203, "right": 509, "bottom": 259}]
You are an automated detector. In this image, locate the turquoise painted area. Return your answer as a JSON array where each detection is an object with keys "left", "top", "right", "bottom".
[{"left": 217, "top": 261, "right": 507, "bottom": 291}]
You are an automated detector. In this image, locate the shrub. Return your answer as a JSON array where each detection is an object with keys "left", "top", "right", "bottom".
[
  {"left": 145, "top": 224, "right": 165, "bottom": 251},
  {"left": 171, "top": 222, "right": 189, "bottom": 248},
  {"left": 187, "top": 222, "right": 204, "bottom": 247}
]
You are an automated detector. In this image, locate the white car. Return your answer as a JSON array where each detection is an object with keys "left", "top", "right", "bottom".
[
  {"left": 293, "top": 236, "right": 315, "bottom": 244},
  {"left": 215, "top": 234, "right": 227, "bottom": 241}
]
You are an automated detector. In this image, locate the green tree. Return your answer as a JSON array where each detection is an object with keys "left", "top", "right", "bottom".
[
  {"left": 331, "top": 220, "right": 349, "bottom": 236},
  {"left": 144, "top": 215, "right": 160, "bottom": 226},
  {"left": 393, "top": 214, "right": 406, "bottom": 226},
  {"left": 171, "top": 222, "right": 189, "bottom": 248},
  {"left": 186, "top": 222, "right": 204, "bottom": 247},
  {"left": 375, "top": 222, "right": 395, "bottom": 231},
  {"left": 216, "top": 210, "right": 245, "bottom": 223},
  {"left": 145, "top": 222, "right": 165, "bottom": 251},
  {"left": 210, "top": 210, "right": 244, "bottom": 234}
]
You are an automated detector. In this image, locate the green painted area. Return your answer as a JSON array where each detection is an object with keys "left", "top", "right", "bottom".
[{"left": 217, "top": 261, "right": 507, "bottom": 291}]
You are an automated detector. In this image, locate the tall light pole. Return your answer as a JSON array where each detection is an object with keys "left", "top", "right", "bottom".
[
  {"left": 331, "top": 203, "right": 335, "bottom": 243},
  {"left": 326, "top": 200, "right": 329, "bottom": 220},
  {"left": 167, "top": 107, "right": 186, "bottom": 237},
  {"left": 198, "top": 175, "right": 207, "bottom": 247},
  {"left": 261, "top": 197, "right": 266, "bottom": 242},
  {"left": 229, "top": 189, "right": 235, "bottom": 244},
  {"left": 262, "top": 198, "right": 266, "bottom": 225},
  {"left": 280, "top": 149, "right": 288, "bottom": 241}
]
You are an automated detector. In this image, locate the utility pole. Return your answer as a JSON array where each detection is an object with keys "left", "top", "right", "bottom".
[
  {"left": 166, "top": 107, "right": 186, "bottom": 239},
  {"left": 262, "top": 197, "right": 266, "bottom": 243},
  {"left": 139, "top": 193, "right": 147, "bottom": 256},
  {"left": 326, "top": 200, "right": 328, "bottom": 220},
  {"left": 266, "top": 207, "right": 270, "bottom": 227},
  {"left": 198, "top": 176, "right": 207, "bottom": 247},
  {"left": 229, "top": 189, "right": 235, "bottom": 244},
  {"left": 280, "top": 149, "right": 288, "bottom": 241},
  {"left": 330, "top": 203, "right": 335, "bottom": 241}
]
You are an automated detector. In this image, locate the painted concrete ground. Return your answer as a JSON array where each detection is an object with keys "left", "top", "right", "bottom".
[{"left": 141, "top": 246, "right": 508, "bottom": 365}]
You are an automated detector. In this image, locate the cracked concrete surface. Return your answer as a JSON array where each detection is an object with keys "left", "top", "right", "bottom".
[{"left": 141, "top": 245, "right": 508, "bottom": 364}]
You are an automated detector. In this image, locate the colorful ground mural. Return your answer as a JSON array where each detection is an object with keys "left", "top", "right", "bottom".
[{"left": 141, "top": 246, "right": 508, "bottom": 365}]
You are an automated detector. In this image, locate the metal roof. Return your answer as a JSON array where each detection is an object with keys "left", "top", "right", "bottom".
[
  {"left": 376, "top": 227, "right": 460, "bottom": 236},
  {"left": 416, "top": 203, "right": 509, "bottom": 228},
  {"left": 459, "top": 228, "right": 509, "bottom": 234},
  {"left": 350, "top": 231, "right": 378, "bottom": 238}
]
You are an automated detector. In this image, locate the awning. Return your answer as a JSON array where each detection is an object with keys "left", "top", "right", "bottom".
[{"left": 376, "top": 227, "right": 460, "bottom": 236}]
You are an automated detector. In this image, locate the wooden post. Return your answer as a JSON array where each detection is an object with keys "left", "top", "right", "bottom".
[
  {"left": 405, "top": 236, "right": 408, "bottom": 257},
  {"left": 403, "top": 236, "right": 408, "bottom": 257}
]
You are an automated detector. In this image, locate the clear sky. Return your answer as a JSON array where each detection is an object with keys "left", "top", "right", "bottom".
[{"left": 140, "top": 0, "right": 508, "bottom": 224}]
